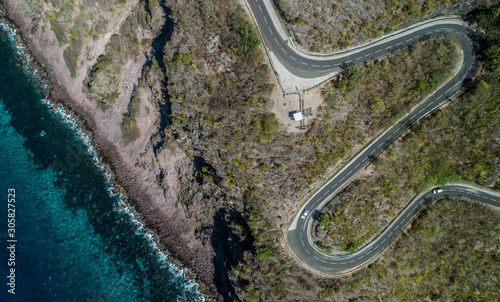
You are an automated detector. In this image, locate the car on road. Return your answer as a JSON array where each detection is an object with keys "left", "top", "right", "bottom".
[
  {"left": 432, "top": 188, "right": 443, "bottom": 194},
  {"left": 301, "top": 210, "right": 310, "bottom": 219}
]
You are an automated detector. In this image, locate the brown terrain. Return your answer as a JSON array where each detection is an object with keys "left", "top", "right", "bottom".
[
  {"left": 2, "top": 0, "right": 499, "bottom": 301},
  {"left": 1, "top": 0, "right": 221, "bottom": 298},
  {"left": 275, "top": 0, "right": 497, "bottom": 52}
]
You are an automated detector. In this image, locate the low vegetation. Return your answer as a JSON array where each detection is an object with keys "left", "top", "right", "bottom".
[
  {"left": 159, "top": 0, "right": 471, "bottom": 299},
  {"left": 225, "top": 5, "right": 500, "bottom": 301},
  {"left": 274, "top": 0, "right": 493, "bottom": 52},
  {"left": 313, "top": 7, "right": 499, "bottom": 253},
  {"left": 322, "top": 38, "right": 459, "bottom": 131},
  {"left": 43, "top": 0, "right": 127, "bottom": 76},
  {"left": 120, "top": 96, "right": 142, "bottom": 143},
  {"left": 36, "top": 0, "right": 499, "bottom": 299},
  {"left": 84, "top": 2, "right": 161, "bottom": 110}
]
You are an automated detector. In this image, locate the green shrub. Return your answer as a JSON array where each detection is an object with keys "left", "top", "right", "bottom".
[
  {"left": 259, "top": 113, "right": 280, "bottom": 138},
  {"left": 256, "top": 247, "right": 274, "bottom": 260},
  {"left": 342, "top": 241, "right": 359, "bottom": 253},
  {"left": 318, "top": 214, "right": 330, "bottom": 227},
  {"left": 176, "top": 53, "right": 192, "bottom": 65},
  {"left": 407, "top": 3, "right": 421, "bottom": 16},
  {"left": 233, "top": 9, "right": 261, "bottom": 56},
  {"left": 63, "top": 46, "right": 79, "bottom": 77},
  {"left": 94, "top": 56, "right": 112, "bottom": 72},
  {"left": 339, "top": 41, "right": 350, "bottom": 49}
]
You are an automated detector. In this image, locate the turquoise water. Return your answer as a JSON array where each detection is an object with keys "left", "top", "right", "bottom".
[{"left": 0, "top": 26, "right": 204, "bottom": 301}]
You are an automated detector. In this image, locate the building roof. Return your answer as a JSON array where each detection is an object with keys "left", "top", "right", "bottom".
[{"left": 293, "top": 112, "right": 303, "bottom": 121}]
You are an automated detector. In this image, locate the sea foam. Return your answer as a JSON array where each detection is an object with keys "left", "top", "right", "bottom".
[{"left": 1, "top": 23, "right": 205, "bottom": 301}]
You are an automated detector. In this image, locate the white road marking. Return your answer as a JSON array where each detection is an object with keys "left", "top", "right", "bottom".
[
  {"left": 276, "top": 23, "right": 490, "bottom": 271},
  {"left": 290, "top": 56, "right": 297, "bottom": 61},
  {"left": 258, "top": 4, "right": 262, "bottom": 12},
  {"left": 263, "top": 16, "right": 268, "bottom": 24},
  {"left": 281, "top": 47, "right": 287, "bottom": 54},
  {"left": 274, "top": 37, "right": 279, "bottom": 44},
  {"left": 269, "top": 27, "right": 273, "bottom": 35}
]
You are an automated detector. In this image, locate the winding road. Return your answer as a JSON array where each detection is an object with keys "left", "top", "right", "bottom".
[{"left": 245, "top": 0, "right": 500, "bottom": 274}]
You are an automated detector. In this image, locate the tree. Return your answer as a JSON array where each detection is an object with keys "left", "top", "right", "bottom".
[
  {"left": 256, "top": 247, "right": 274, "bottom": 261},
  {"left": 407, "top": 3, "right": 420, "bottom": 16},
  {"left": 233, "top": 10, "right": 261, "bottom": 56},
  {"left": 318, "top": 214, "right": 330, "bottom": 227}
]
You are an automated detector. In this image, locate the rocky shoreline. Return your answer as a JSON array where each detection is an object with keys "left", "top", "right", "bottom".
[{"left": 0, "top": 3, "right": 220, "bottom": 301}]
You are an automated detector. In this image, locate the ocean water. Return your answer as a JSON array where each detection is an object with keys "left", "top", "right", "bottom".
[{"left": 0, "top": 25, "right": 204, "bottom": 302}]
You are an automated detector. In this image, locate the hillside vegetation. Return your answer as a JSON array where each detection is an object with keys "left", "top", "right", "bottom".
[
  {"left": 227, "top": 6, "right": 500, "bottom": 302},
  {"left": 314, "top": 6, "right": 500, "bottom": 254},
  {"left": 30, "top": 0, "right": 500, "bottom": 299},
  {"left": 161, "top": 7, "right": 461, "bottom": 298},
  {"left": 274, "top": 0, "right": 496, "bottom": 52}
]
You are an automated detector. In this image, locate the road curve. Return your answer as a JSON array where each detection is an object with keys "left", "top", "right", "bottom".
[
  {"left": 244, "top": 0, "right": 500, "bottom": 274},
  {"left": 288, "top": 184, "right": 500, "bottom": 274}
]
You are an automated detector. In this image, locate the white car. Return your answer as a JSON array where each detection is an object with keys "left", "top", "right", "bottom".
[
  {"left": 432, "top": 188, "right": 443, "bottom": 194},
  {"left": 301, "top": 210, "right": 310, "bottom": 219}
]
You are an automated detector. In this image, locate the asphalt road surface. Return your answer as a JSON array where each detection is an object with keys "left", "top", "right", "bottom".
[
  {"left": 288, "top": 185, "right": 500, "bottom": 274},
  {"left": 246, "top": 0, "right": 500, "bottom": 274}
]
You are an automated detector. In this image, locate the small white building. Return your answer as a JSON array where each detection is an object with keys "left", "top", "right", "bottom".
[{"left": 293, "top": 112, "right": 303, "bottom": 121}]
